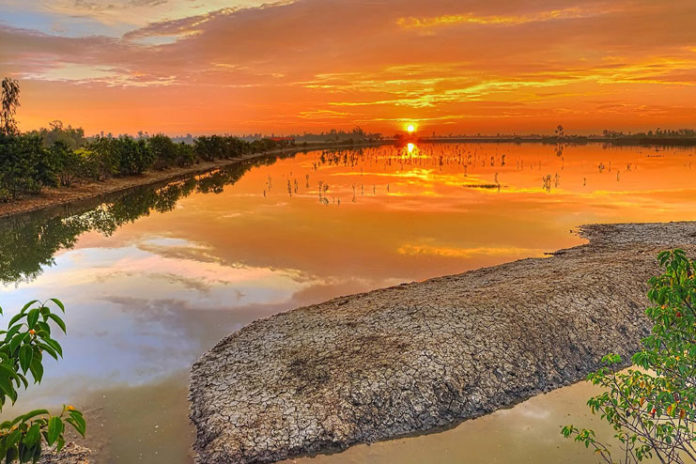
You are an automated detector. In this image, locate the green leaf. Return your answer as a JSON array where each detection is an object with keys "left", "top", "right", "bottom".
[
  {"left": 19, "top": 301, "right": 38, "bottom": 314},
  {"left": 20, "top": 409, "right": 49, "bottom": 422},
  {"left": 43, "top": 339, "right": 62, "bottom": 358},
  {"left": 49, "top": 298, "right": 65, "bottom": 313},
  {"left": 46, "top": 417, "right": 63, "bottom": 446},
  {"left": 8, "top": 332, "right": 28, "bottom": 354},
  {"left": 28, "top": 357, "right": 43, "bottom": 384},
  {"left": 18, "top": 344, "right": 32, "bottom": 373},
  {"left": 22, "top": 424, "right": 40, "bottom": 448},
  {"left": 7, "top": 314, "right": 24, "bottom": 330},
  {"left": 67, "top": 410, "right": 86, "bottom": 436},
  {"left": 26, "top": 309, "right": 39, "bottom": 329},
  {"left": 46, "top": 314, "right": 66, "bottom": 334}
]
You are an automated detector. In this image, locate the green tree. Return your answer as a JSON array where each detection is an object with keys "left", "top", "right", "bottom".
[
  {"left": 0, "top": 298, "right": 85, "bottom": 462},
  {"left": 563, "top": 249, "right": 696, "bottom": 463},
  {"left": 50, "top": 142, "right": 82, "bottom": 187},
  {"left": 148, "top": 134, "right": 178, "bottom": 170},
  {"left": 34, "top": 121, "right": 85, "bottom": 150},
  {"left": 0, "top": 134, "right": 48, "bottom": 200},
  {"left": 111, "top": 137, "right": 155, "bottom": 176}
]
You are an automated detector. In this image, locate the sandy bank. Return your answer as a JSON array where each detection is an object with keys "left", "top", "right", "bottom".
[{"left": 189, "top": 221, "right": 696, "bottom": 464}]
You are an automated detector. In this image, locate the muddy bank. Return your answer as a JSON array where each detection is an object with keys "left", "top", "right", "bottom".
[
  {"left": 39, "top": 443, "right": 90, "bottom": 464},
  {"left": 190, "top": 222, "right": 696, "bottom": 464}
]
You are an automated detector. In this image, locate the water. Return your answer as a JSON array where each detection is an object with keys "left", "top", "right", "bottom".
[{"left": 0, "top": 142, "right": 695, "bottom": 462}]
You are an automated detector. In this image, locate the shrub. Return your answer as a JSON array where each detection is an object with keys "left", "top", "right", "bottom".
[
  {"left": 49, "top": 142, "right": 81, "bottom": 187},
  {"left": 0, "top": 298, "right": 85, "bottom": 462},
  {"left": 563, "top": 249, "right": 696, "bottom": 463},
  {"left": 112, "top": 137, "right": 154, "bottom": 176},
  {"left": 0, "top": 134, "right": 53, "bottom": 200},
  {"left": 176, "top": 142, "right": 196, "bottom": 167},
  {"left": 34, "top": 121, "right": 85, "bottom": 150},
  {"left": 148, "top": 134, "right": 178, "bottom": 170}
]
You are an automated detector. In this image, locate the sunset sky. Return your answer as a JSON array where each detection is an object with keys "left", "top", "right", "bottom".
[{"left": 1, "top": 0, "right": 695, "bottom": 135}]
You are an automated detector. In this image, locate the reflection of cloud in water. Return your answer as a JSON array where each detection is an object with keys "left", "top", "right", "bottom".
[
  {"left": 397, "top": 244, "right": 547, "bottom": 259},
  {"left": 4, "top": 144, "right": 696, "bottom": 463}
]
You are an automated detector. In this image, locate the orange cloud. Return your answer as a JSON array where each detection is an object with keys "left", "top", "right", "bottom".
[
  {"left": 2, "top": 0, "right": 696, "bottom": 134},
  {"left": 396, "top": 6, "right": 607, "bottom": 29}
]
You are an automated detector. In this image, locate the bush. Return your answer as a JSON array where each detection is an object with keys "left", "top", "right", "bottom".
[
  {"left": 0, "top": 298, "right": 86, "bottom": 462},
  {"left": 563, "top": 249, "right": 696, "bottom": 463},
  {"left": 50, "top": 141, "right": 81, "bottom": 187},
  {"left": 194, "top": 135, "right": 255, "bottom": 161},
  {"left": 0, "top": 134, "right": 55, "bottom": 200},
  {"left": 33, "top": 121, "right": 85, "bottom": 150},
  {"left": 148, "top": 134, "right": 178, "bottom": 170},
  {"left": 86, "top": 136, "right": 154, "bottom": 177},
  {"left": 112, "top": 137, "right": 154, "bottom": 176},
  {"left": 176, "top": 142, "right": 196, "bottom": 167}
]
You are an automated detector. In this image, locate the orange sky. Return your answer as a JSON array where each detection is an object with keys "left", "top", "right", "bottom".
[{"left": 1, "top": 0, "right": 695, "bottom": 135}]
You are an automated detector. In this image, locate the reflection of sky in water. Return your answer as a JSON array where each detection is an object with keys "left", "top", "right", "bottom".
[
  {"left": 1, "top": 143, "right": 696, "bottom": 461},
  {"left": 0, "top": 238, "right": 323, "bottom": 398}
]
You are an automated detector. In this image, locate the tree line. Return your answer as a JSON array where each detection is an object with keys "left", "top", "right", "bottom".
[{"left": 0, "top": 78, "right": 291, "bottom": 201}]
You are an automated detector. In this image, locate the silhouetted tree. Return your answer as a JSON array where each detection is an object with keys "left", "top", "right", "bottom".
[{"left": 0, "top": 77, "right": 20, "bottom": 135}]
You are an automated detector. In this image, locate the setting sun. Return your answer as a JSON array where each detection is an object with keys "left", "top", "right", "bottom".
[{"left": 407, "top": 124, "right": 416, "bottom": 134}]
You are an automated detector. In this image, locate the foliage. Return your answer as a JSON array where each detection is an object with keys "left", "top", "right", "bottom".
[
  {"left": 194, "top": 135, "right": 251, "bottom": 161},
  {"left": 149, "top": 134, "right": 179, "bottom": 170},
  {"left": 1, "top": 78, "right": 20, "bottom": 136},
  {"left": 563, "top": 249, "right": 696, "bottom": 463},
  {"left": 175, "top": 142, "right": 196, "bottom": 167},
  {"left": 33, "top": 121, "right": 85, "bottom": 150},
  {"left": 0, "top": 299, "right": 85, "bottom": 462},
  {"left": 148, "top": 134, "right": 196, "bottom": 169},
  {"left": 50, "top": 142, "right": 82, "bottom": 187},
  {"left": 0, "top": 134, "right": 55, "bottom": 200},
  {"left": 0, "top": 76, "right": 289, "bottom": 199},
  {"left": 88, "top": 136, "right": 154, "bottom": 176}
]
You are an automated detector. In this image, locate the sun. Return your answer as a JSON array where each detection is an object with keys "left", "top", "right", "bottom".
[{"left": 406, "top": 124, "right": 416, "bottom": 134}]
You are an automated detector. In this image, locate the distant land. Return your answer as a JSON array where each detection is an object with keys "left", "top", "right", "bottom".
[{"left": 116, "top": 127, "right": 696, "bottom": 147}]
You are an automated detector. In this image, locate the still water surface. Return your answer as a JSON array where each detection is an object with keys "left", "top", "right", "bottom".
[{"left": 1, "top": 142, "right": 695, "bottom": 462}]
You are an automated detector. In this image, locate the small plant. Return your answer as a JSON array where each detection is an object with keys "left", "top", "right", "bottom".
[
  {"left": 0, "top": 299, "right": 85, "bottom": 462},
  {"left": 563, "top": 249, "right": 696, "bottom": 463}
]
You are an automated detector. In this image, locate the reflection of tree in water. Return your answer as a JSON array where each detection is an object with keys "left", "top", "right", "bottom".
[{"left": 0, "top": 151, "right": 298, "bottom": 285}]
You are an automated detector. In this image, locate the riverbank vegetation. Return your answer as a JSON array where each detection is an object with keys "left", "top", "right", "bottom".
[
  {"left": 0, "top": 78, "right": 291, "bottom": 202},
  {"left": 564, "top": 249, "right": 696, "bottom": 463}
]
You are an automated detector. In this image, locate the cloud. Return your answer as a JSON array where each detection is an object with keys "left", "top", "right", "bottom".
[
  {"left": 396, "top": 6, "right": 609, "bottom": 30},
  {"left": 2, "top": 0, "right": 696, "bottom": 133}
]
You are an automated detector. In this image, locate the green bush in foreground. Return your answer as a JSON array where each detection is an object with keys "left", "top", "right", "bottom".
[
  {"left": 0, "top": 299, "right": 85, "bottom": 462},
  {"left": 563, "top": 249, "right": 696, "bottom": 463}
]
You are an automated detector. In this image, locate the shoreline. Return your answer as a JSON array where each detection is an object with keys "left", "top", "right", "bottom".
[
  {"left": 2, "top": 136, "right": 691, "bottom": 221},
  {"left": 190, "top": 221, "right": 696, "bottom": 464},
  {"left": 0, "top": 141, "right": 387, "bottom": 220}
]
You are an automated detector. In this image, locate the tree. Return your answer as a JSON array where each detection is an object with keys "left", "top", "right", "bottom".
[
  {"left": 0, "top": 298, "right": 86, "bottom": 462},
  {"left": 563, "top": 249, "right": 696, "bottom": 463},
  {"left": 148, "top": 134, "right": 178, "bottom": 170},
  {"left": 0, "top": 134, "right": 46, "bottom": 200},
  {"left": 1, "top": 78, "right": 20, "bottom": 136}
]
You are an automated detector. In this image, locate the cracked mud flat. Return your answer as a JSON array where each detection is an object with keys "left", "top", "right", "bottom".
[
  {"left": 190, "top": 221, "right": 696, "bottom": 464},
  {"left": 38, "top": 443, "right": 90, "bottom": 464}
]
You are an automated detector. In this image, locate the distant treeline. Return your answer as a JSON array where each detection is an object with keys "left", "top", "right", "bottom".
[
  {"left": 419, "top": 134, "right": 696, "bottom": 148},
  {"left": 0, "top": 121, "right": 292, "bottom": 201}
]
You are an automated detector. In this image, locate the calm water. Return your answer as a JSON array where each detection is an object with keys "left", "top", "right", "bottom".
[{"left": 1, "top": 142, "right": 695, "bottom": 462}]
